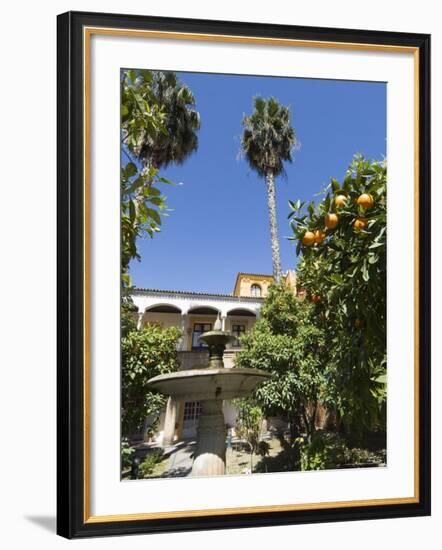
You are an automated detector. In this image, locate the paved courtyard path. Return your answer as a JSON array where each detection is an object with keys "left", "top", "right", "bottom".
[{"left": 163, "top": 440, "right": 195, "bottom": 477}]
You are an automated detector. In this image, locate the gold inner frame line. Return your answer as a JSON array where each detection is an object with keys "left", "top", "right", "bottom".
[{"left": 82, "top": 26, "right": 420, "bottom": 524}]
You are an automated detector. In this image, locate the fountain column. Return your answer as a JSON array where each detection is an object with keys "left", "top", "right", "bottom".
[{"left": 192, "top": 400, "right": 226, "bottom": 476}]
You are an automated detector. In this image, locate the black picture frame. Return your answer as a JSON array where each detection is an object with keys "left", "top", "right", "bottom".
[{"left": 57, "top": 10, "right": 431, "bottom": 539}]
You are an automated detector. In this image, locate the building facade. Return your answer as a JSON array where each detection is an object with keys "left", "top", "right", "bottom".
[{"left": 130, "top": 272, "right": 296, "bottom": 445}]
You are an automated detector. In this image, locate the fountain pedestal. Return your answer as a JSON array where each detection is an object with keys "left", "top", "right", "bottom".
[
  {"left": 192, "top": 400, "right": 226, "bottom": 476},
  {"left": 147, "top": 318, "right": 271, "bottom": 477}
]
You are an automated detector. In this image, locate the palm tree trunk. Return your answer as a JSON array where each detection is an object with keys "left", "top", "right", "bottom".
[{"left": 265, "top": 171, "right": 282, "bottom": 282}]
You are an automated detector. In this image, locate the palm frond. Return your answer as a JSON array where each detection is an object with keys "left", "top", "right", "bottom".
[{"left": 241, "top": 96, "right": 297, "bottom": 178}]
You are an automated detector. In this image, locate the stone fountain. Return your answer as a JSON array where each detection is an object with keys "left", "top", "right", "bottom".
[{"left": 147, "top": 315, "right": 271, "bottom": 476}]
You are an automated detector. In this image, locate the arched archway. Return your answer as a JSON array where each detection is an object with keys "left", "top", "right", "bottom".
[
  {"left": 187, "top": 305, "right": 220, "bottom": 315},
  {"left": 226, "top": 307, "right": 257, "bottom": 317},
  {"left": 145, "top": 304, "right": 182, "bottom": 314},
  {"left": 142, "top": 303, "right": 182, "bottom": 331}
]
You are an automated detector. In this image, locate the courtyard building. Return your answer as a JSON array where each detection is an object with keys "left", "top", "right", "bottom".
[{"left": 130, "top": 272, "right": 296, "bottom": 444}]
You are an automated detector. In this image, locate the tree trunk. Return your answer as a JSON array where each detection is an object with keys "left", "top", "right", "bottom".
[
  {"left": 265, "top": 171, "right": 282, "bottom": 282},
  {"left": 309, "top": 401, "right": 318, "bottom": 438}
]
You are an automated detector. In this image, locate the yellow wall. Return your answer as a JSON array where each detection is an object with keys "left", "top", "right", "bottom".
[
  {"left": 233, "top": 271, "right": 297, "bottom": 297},
  {"left": 233, "top": 274, "right": 273, "bottom": 297}
]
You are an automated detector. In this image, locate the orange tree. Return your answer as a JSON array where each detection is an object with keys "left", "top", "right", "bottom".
[
  {"left": 121, "top": 324, "right": 181, "bottom": 438},
  {"left": 289, "top": 155, "right": 387, "bottom": 433},
  {"left": 236, "top": 283, "right": 330, "bottom": 442}
]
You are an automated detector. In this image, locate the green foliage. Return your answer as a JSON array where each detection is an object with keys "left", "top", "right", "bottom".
[
  {"left": 297, "top": 431, "right": 348, "bottom": 471},
  {"left": 241, "top": 96, "right": 297, "bottom": 177},
  {"left": 121, "top": 324, "right": 181, "bottom": 437},
  {"left": 121, "top": 69, "right": 168, "bottom": 279},
  {"left": 121, "top": 69, "right": 166, "bottom": 154},
  {"left": 134, "top": 71, "right": 200, "bottom": 169},
  {"left": 234, "top": 399, "right": 264, "bottom": 465},
  {"left": 236, "top": 284, "right": 329, "bottom": 439},
  {"left": 289, "top": 155, "right": 387, "bottom": 432},
  {"left": 346, "top": 446, "right": 386, "bottom": 466},
  {"left": 298, "top": 430, "right": 386, "bottom": 471},
  {"left": 121, "top": 158, "right": 172, "bottom": 279},
  {"left": 121, "top": 439, "right": 136, "bottom": 471},
  {"left": 259, "top": 280, "right": 299, "bottom": 335},
  {"left": 121, "top": 299, "right": 138, "bottom": 338},
  {"left": 138, "top": 450, "right": 164, "bottom": 478}
]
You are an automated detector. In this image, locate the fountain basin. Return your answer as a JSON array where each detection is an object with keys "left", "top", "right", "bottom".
[{"left": 147, "top": 367, "right": 271, "bottom": 402}]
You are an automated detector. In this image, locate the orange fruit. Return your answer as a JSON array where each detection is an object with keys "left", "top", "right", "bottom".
[
  {"left": 335, "top": 195, "right": 347, "bottom": 207},
  {"left": 302, "top": 231, "right": 315, "bottom": 246},
  {"left": 357, "top": 193, "right": 374, "bottom": 209},
  {"left": 312, "top": 294, "right": 322, "bottom": 303},
  {"left": 325, "top": 213, "right": 339, "bottom": 229},
  {"left": 353, "top": 217, "right": 367, "bottom": 231},
  {"left": 314, "top": 229, "right": 326, "bottom": 244}
]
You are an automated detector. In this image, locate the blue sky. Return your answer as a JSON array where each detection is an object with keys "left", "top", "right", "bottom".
[{"left": 128, "top": 71, "right": 386, "bottom": 294}]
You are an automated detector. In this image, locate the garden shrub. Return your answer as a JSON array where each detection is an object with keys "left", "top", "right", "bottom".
[
  {"left": 298, "top": 430, "right": 347, "bottom": 470},
  {"left": 121, "top": 324, "right": 181, "bottom": 437},
  {"left": 121, "top": 439, "right": 136, "bottom": 471},
  {"left": 138, "top": 450, "right": 163, "bottom": 478},
  {"left": 299, "top": 430, "right": 387, "bottom": 470}
]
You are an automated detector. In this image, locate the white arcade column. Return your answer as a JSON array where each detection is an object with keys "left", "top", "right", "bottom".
[
  {"left": 136, "top": 311, "right": 144, "bottom": 330},
  {"left": 162, "top": 397, "right": 178, "bottom": 447},
  {"left": 179, "top": 313, "right": 189, "bottom": 350}
]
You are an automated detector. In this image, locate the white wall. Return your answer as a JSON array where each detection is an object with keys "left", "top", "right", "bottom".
[
  {"left": 143, "top": 311, "right": 182, "bottom": 329},
  {"left": 132, "top": 291, "right": 262, "bottom": 318},
  {"left": 0, "top": 1, "right": 439, "bottom": 549}
]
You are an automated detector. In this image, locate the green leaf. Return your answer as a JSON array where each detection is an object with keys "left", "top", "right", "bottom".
[
  {"left": 156, "top": 176, "right": 176, "bottom": 185},
  {"left": 374, "top": 374, "right": 387, "bottom": 384},
  {"left": 145, "top": 186, "right": 161, "bottom": 197},
  {"left": 146, "top": 208, "right": 161, "bottom": 225},
  {"left": 129, "top": 199, "right": 136, "bottom": 222},
  {"left": 148, "top": 196, "right": 164, "bottom": 206},
  {"left": 369, "top": 242, "right": 384, "bottom": 249},
  {"left": 123, "top": 176, "right": 144, "bottom": 195},
  {"left": 124, "top": 162, "right": 138, "bottom": 178},
  {"left": 127, "top": 69, "right": 137, "bottom": 83}
]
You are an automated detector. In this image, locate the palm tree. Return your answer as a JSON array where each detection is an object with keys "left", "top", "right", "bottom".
[
  {"left": 131, "top": 71, "right": 200, "bottom": 237},
  {"left": 136, "top": 71, "right": 201, "bottom": 171},
  {"left": 241, "top": 97, "right": 296, "bottom": 282}
]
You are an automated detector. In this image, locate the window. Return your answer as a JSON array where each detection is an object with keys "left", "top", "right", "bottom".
[
  {"left": 231, "top": 324, "right": 245, "bottom": 347},
  {"left": 251, "top": 284, "right": 262, "bottom": 297},
  {"left": 192, "top": 323, "right": 212, "bottom": 349},
  {"left": 183, "top": 401, "right": 201, "bottom": 422}
]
